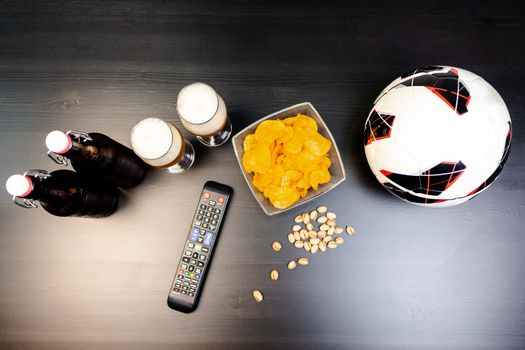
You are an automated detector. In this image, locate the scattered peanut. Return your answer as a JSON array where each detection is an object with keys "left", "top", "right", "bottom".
[
  {"left": 297, "top": 257, "right": 309, "bottom": 265},
  {"left": 253, "top": 290, "right": 264, "bottom": 302},
  {"left": 317, "top": 205, "right": 328, "bottom": 213}
]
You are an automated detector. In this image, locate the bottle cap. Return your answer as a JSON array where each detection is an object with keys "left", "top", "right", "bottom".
[
  {"left": 6, "top": 174, "right": 33, "bottom": 197},
  {"left": 45, "top": 130, "right": 72, "bottom": 154}
]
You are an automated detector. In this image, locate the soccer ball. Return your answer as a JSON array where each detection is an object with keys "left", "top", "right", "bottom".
[{"left": 364, "top": 66, "right": 512, "bottom": 207}]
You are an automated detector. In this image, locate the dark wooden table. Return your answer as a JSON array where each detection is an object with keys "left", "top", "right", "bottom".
[{"left": 1, "top": 1, "right": 524, "bottom": 349}]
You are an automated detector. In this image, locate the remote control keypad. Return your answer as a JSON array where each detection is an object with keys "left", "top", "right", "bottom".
[{"left": 172, "top": 196, "right": 224, "bottom": 298}]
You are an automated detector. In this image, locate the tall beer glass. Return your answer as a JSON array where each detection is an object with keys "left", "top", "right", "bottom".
[
  {"left": 176, "top": 82, "right": 232, "bottom": 147},
  {"left": 130, "top": 118, "right": 194, "bottom": 174}
]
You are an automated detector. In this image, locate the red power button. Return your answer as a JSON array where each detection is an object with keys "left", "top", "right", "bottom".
[
  {"left": 204, "top": 192, "right": 210, "bottom": 199},
  {"left": 218, "top": 197, "right": 224, "bottom": 204}
]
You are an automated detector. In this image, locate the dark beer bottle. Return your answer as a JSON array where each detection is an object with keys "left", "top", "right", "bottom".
[
  {"left": 45, "top": 130, "right": 148, "bottom": 188},
  {"left": 5, "top": 169, "right": 119, "bottom": 218}
]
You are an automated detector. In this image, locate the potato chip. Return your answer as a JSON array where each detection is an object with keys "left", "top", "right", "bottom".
[
  {"left": 268, "top": 185, "right": 299, "bottom": 209},
  {"left": 255, "top": 120, "right": 285, "bottom": 144},
  {"left": 242, "top": 144, "right": 271, "bottom": 173},
  {"left": 309, "top": 167, "right": 331, "bottom": 190},
  {"left": 305, "top": 128, "right": 331, "bottom": 157},
  {"left": 294, "top": 114, "right": 318, "bottom": 131},
  {"left": 242, "top": 113, "right": 333, "bottom": 209},
  {"left": 243, "top": 134, "right": 257, "bottom": 152},
  {"left": 253, "top": 171, "right": 274, "bottom": 192},
  {"left": 282, "top": 116, "right": 298, "bottom": 125},
  {"left": 283, "top": 128, "right": 306, "bottom": 155},
  {"left": 280, "top": 170, "right": 302, "bottom": 186},
  {"left": 276, "top": 125, "right": 294, "bottom": 145}
]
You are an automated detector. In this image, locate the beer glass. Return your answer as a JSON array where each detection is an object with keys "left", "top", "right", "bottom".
[
  {"left": 176, "top": 82, "right": 232, "bottom": 147},
  {"left": 130, "top": 118, "right": 195, "bottom": 174}
]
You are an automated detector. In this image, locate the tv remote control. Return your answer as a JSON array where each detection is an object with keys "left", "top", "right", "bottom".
[{"left": 167, "top": 181, "right": 233, "bottom": 313}]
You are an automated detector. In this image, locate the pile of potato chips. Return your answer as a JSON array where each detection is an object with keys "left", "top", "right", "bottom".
[{"left": 242, "top": 114, "right": 332, "bottom": 209}]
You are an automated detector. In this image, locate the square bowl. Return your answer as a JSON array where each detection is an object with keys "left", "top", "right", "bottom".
[{"left": 232, "top": 102, "right": 346, "bottom": 216}]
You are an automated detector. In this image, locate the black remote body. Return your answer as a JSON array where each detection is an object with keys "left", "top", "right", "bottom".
[{"left": 167, "top": 181, "right": 233, "bottom": 313}]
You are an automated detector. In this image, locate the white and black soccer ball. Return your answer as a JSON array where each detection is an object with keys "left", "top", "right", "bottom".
[{"left": 364, "top": 66, "right": 512, "bottom": 207}]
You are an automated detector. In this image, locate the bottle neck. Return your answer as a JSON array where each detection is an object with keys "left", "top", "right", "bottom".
[
  {"left": 63, "top": 139, "right": 102, "bottom": 163},
  {"left": 22, "top": 176, "right": 58, "bottom": 202}
]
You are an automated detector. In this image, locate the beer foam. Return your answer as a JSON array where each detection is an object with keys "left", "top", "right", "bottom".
[
  {"left": 177, "top": 83, "right": 219, "bottom": 124},
  {"left": 130, "top": 118, "right": 181, "bottom": 160}
]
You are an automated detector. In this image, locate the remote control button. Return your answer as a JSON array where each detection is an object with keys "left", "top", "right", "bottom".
[
  {"left": 198, "top": 210, "right": 205, "bottom": 215},
  {"left": 204, "top": 232, "right": 213, "bottom": 246},
  {"left": 207, "top": 206, "right": 214, "bottom": 212},
  {"left": 195, "top": 268, "right": 202, "bottom": 274},
  {"left": 182, "top": 257, "right": 190, "bottom": 263},
  {"left": 211, "top": 220, "right": 217, "bottom": 225},
  {"left": 194, "top": 221, "right": 201, "bottom": 227},
  {"left": 218, "top": 197, "right": 224, "bottom": 203},
  {"left": 182, "top": 285, "right": 188, "bottom": 290},
  {"left": 177, "top": 274, "right": 184, "bottom": 280},
  {"left": 187, "top": 242, "right": 195, "bottom": 248},
  {"left": 197, "top": 237, "right": 204, "bottom": 243},
  {"left": 184, "top": 271, "right": 190, "bottom": 276},
  {"left": 183, "top": 280, "right": 189, "bottom": 286},
  {"left": 205, "top": 212, "right": 212, "bottom": 218},
  {"left": 209, "top": 225, "right": 216, "bottom": 231},
  {"left": 195, "top": 274, "right": 201, "bottom": 279},
  {"left": 184, "top": 277, "right": 191, "bottom": 282},
  {"left": 197, "top": 261, "right": 204, "bottom": 267},
  {"left": 199, "top": 229, "right": 206, "bottom": 235},
  {"left": 201, "top": 247, "right": 209, "bottom": 253},
  {"left": 200, "top": 204, "right": 206, "bottom": 209},
  {"left": 202, "top": 223, "right": 209, "bottom": 229},
  {"left": 192, "top": 252, "right": 199, "bottom": 259},
  {"left": 189, "top": 228, "right": 199, "bottom": 242},
  {"left": 188, "top": 292, "right": 195, "bottom": 297},
  {"left": 190, "top": 272, "right": 195, "bottom": 278},
  {"left": 197, "top": 215, "right": 204, "bottom": 221},
  {"left": 189, "top": 265, "right": 195, "bottom": 272},
  {"left": 209, "top": 200, "right": 216, "bottom": 206},
  {"left": 194, "top": 244, "right": 202, "bottom": 251},
  {"left": 214, "top": 208, "right": 221, "bottom": 214},
  {"left": 199, "top": 254, "right": 207, "bottom": 261},
  {"left": 213, "top": 214, "right": 219, "bottom": 220},
  {"left": 190, "top": 282, "right": 198, "bottom": 288},
  {"left": 184, "top": 250, "right": 191, "bottom": 256},
  {"left": 204, "top": 192, "right": 210, "bottom": 199},
  {"left": 178, "top": 268, "right": 184, "bottom": 274},
  {"left": 173, "top": 288, "right": 180, "bottom": 293},
  {"left": 204, "top": 218, "right": 210, "bottom": 223},
  {"left": 181, "top": 290, "right": 187, "bottom": 295},
  {"left": 190, "top": 259, "right": 197, "bottom": 265},
  {"left": 189, "top": 288, "right": 196, "bottom": 293},
  {"left": 175, "top": 283, "right": 181, "bottom": 288},
  {"left": 181, "top": 263, "right": 188, "bottom": 269}
]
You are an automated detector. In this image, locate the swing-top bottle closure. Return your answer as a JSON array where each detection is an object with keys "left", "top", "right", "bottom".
[
  {"left": 6, "top": 169, "right": 52, "bottom": 208},
  {"left": 46, "top": 130, "right": 93, "bottom": 165}
]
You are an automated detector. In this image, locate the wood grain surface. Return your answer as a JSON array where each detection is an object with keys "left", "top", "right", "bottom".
[{"left": 1, "top": 1, "right": 524, "bottom": 349}]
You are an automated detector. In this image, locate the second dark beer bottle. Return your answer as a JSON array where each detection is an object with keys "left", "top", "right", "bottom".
[
  {"left": 46, "top": 130, "right": 148, "bottom": 188},
  {"left": 5, "top": 169, "right": 119, "bottom": 218}
]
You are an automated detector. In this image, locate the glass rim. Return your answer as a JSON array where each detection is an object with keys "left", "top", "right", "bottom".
[{"left": 176, "top": 82, "right": 220, "bottom": 126}]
